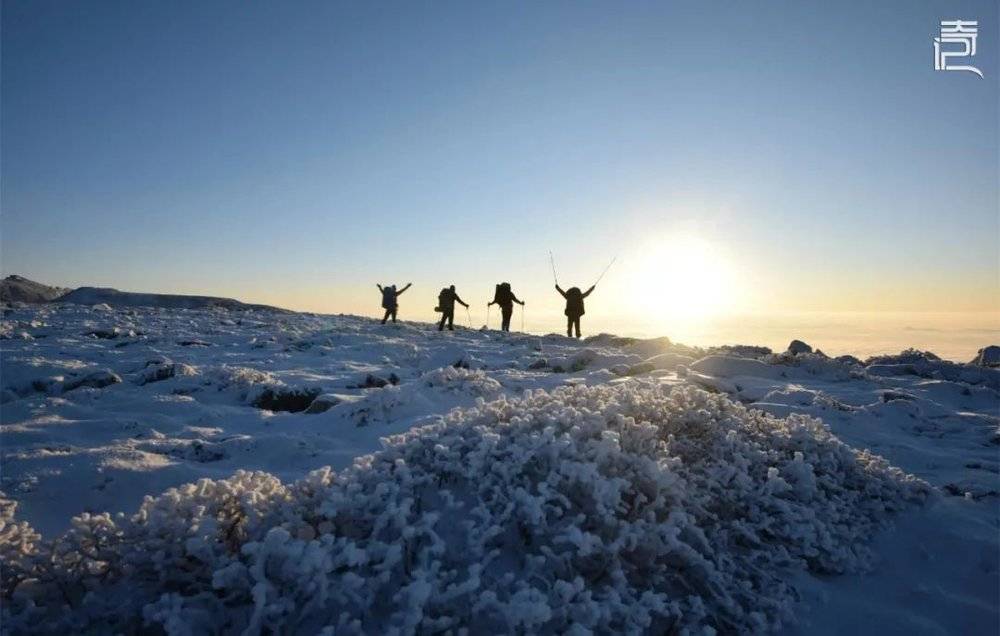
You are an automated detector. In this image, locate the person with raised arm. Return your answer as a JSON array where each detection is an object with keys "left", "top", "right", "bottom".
[
  {"left": 377, "top": 282, "right": 411, "bottom": 324},
  {"left": 556, "top": 283, "right": 595, "bottom": 338}
]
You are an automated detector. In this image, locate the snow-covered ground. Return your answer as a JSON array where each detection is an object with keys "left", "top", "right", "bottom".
[{"left": 1, "top": 303, "right": 997, "bottom": 634}]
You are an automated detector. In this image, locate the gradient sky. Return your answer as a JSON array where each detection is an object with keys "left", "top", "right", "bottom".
[{"left": 2, "top": 1, "right": 997, "bottom": 341}]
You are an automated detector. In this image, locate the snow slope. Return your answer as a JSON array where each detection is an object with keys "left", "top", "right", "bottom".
[
  {"left": 1, "top": 303, "right": 997, "bottom": 633},
  {"left": 0, "top": 276, "right": 70, "bottom": 304},
  {"left": 57, "top": 286, "right": 290, "bottom": 312}
]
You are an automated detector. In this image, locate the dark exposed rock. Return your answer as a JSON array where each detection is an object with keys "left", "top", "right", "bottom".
[
  {"left": 177, "top": 339, "right": 211, "bottom": 347},
  {"left": 709, "top": 344, "right": 773, "bottom": 359},
  {"left": 63, "top": 370, "right": 122, "bottom": 392},
  {"left": 880, "top": 390, "right": 916, "bottom": 403},
  {"left": 86, "top": 328, "right": 121, "bottom": 339},
  {"left": 252, "top": 387, "right": 321, "bottom": 413},
  {"left": 787, "top": 340, "right": 813, "bottom": 355},
  {"left": 971, "top": 345, "right": 1000, "bottom": 368}
]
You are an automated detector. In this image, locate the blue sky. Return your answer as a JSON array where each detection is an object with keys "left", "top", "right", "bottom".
[{"left": 2, "top": 0, "right": 997, "bottom": 329}]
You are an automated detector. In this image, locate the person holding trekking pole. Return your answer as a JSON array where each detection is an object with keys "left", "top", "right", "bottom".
[
  {"left": 435, "top": 285, "right": 469, "bottom": 331},
  {"left": 555, "top": 283, "right": 595, "bottom": 338},
  {"left": 487, "top": 282, "right": 524, "bottom": 332}
]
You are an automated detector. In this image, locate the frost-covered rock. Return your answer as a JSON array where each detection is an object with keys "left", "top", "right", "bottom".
[
  {"left": 582, "top": 332, "right": 641, "bottom": 348},
  {"left": 85, "top": 326, "right": 134, "bottom": 339},
  {"left": 970, "top": 345, "right": 1000, "bottom": 368},
  {"left": 644, "top": 351, "right": 695, "bottom": 370},
  {"left": 787, "top": 340, "right": 813, "bottom": 355},
  {"left": 138, "top": 362, "right": 198, "bottom": 385},
  {"left": 766, "top": 352, "right": 861, "bottom": 381},
  {"left": 620, "top": 336, "right": 673, "bottom": 358},
  {"left": 1, "top": 383, "right": 929, "bottom": 635},
  {"left": 209, "top": 365, "right": 287, "bottom": 404},
  {"left": 62, "top": 370, "right": 122, "bottom": 392},
  {"left": 614, "top": 349, "right": 693, "bottom": 376},
  {"left": 419, "top": 366, "right": 502, "bottom": 397},
  {"left": 864, "top": 350, "right": 1000, "bottom": 390}
]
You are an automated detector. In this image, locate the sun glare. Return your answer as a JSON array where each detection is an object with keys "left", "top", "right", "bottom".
[{"left": 627, "top": 236, "right": 738, "bottom": 321}]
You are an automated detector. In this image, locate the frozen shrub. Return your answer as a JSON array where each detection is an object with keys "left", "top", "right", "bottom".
[
  {"left": 1, "top": 383, "right": 929, "bottom": 634},
  {"left": 583, "top": 333, "right": 641, "bottom": 347},
  {"left": 419, "top": 366, "right": 502, "bottom": 397},
  {"left": 709, "top": 344, "right": 773, "bottom": 359},
  {"left": 765, "top": 352, "right": 862, "bottom": 381},
  {"left": 210, "top": 365, "right": 292, "bottom": 405},
  {"left": 138, "top": 362, "right": 198, "bottom": 385},
  {"left": 864, "top": 348, "right": 941, "bottom": 365},
  {"left": 214, "top": 365, "right": 279, "bottom": 390},
  {"left": 0, "top": 493, "right": 42, "bottom": 599}
]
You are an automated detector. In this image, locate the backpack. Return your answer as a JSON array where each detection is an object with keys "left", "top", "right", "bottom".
[
  {"left": 381, "top": 287, "right": 396, "bottom": 309},
  {"left": 564, "top": 287, "right": 585, "bottom": 317},
  {"left": 436, "top": 288, "right": 451, "bottom": 312},
  {"left": 493, "top": 283, "right": 512, "bottom": 306}
]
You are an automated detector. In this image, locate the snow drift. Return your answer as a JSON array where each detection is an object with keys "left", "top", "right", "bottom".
[{"left": 2, "top": 383, "right": 929, "bottom": 635}]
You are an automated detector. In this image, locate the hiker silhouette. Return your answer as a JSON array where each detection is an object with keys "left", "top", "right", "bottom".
[
  {"left": 488, "top": 282, "right": 524, "bottom": 332},
  {"left": 556, "top": 284, "right": 595, "bottom": 338},
  {"left": 376, "top": 283, "right": 411, "bottom": 324},
  {"left": 435, "top": 285, "right": 468, "bottom": 331}
]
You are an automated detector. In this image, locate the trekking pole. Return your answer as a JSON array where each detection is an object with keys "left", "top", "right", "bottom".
[
  {"left": 466, "top": 306, "right": 472, "bottom": 328},
  {"left": 486, "top": 304, "right": 491, "bottom": 330},
  {"left": 592, "top": 256, "right": 617, "bottom": 287},
  {"left": 549, "top": 251, "right": 559, "bottom": 286},
  {"left": 520, "top": 303, "right": 525, "bottom": 332}
]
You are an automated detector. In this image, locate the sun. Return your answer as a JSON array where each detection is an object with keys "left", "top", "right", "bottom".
[{"left": 626, "top": 235, "right": 738, "bottom": 321}]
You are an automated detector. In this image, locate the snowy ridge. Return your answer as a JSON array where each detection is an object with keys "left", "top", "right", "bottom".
[
  {"left": 57, "top": 286, "right": 290, "bottom": 313},
  {"left": 2, "top": 383, "right": 930, "bottom": 634}
]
